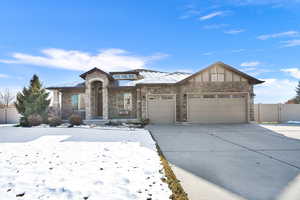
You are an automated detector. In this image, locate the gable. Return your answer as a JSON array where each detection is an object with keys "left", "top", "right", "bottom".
[
  {"left": 178, "top": 62, "right": 264, "bottom": 85},
  {"left": 188, "top": 64, "right": 247, "bottom": 83},
  {"left": 80, "top": 67, "right": 113, "bottom": 80}
]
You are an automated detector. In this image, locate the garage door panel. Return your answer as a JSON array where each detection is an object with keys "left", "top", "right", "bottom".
[
  {"left": 188, "top": 96, "right": 246, "bottom": 123},
  {"left": 148, "top": 95, "right": 175, "bottom": 124}
]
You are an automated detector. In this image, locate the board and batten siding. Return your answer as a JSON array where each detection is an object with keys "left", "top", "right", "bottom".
[{"left": 178, "top": 63, "right": 253, "bottom": 122}]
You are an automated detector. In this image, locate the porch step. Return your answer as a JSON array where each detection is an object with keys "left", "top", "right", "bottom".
[{"left": 83, "top": 119, "right": 108, "bottom": 126}]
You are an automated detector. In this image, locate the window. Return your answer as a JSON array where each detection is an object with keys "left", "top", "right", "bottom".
[
  {"left": 112, "top": 74, "right": 137, "bottom": 80},
  {"left": 211, "top": 73, "right": 224, "bottom": 82},
  {"left": 217, "top": 94, "right": 231, "bottom": 98},
  {"left": 203, "top": 94, "right": 216, "bottom": 98},
  {"left": 71, "top": 94, "right": 79, "bottom": 110},
  {"left": 124, "top": 93, "right": 132, "bottom": 111},
  {"left": 161, "top": 95, "right": 174, "bottom": 100},
  {"left": 232, "top": 94, "right": 245, "bottom": 98}
]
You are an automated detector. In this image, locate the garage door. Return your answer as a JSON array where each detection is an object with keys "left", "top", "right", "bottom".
[
  {"left": 147, "top": 94, "right": 175, "bottom": 124},
  {"left": 188, "top": 94, "right": 246, "bottom": 123}
]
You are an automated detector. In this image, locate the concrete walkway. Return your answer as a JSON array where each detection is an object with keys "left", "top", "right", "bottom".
[{"left": 148, "top": 124, "right": 300, "bottom": 200}]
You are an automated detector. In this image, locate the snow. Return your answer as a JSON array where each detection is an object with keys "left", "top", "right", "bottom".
[
  {"left": 126, "top": 71, "right": 191, "bottom": 86},
  {"left": 287, "top": 121, "right": 300, "bottom": 124},
  {"left": 0, "top": 127, "right": 171, "bottom": 200},
  {"left": 47, "top": 69, "right": 191, "bottom": 88},
  {"left": 48, "top": 81, "right": 85, "bottom": 88},
  {"left": 0, "top": 124, "right": 16, "bottom": 127}
]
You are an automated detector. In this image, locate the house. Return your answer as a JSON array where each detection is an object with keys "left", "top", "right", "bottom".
[{"left": 46, "top": 62, "right": 264, "bottom": 124}]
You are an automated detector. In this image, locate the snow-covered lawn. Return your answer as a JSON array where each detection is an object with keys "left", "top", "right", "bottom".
[{"left": 0, "top": 127, "right": 171, "bottom": 200}]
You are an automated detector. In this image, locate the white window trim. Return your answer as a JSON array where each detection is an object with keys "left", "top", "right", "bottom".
[{"left": 211, "top": 73, "right": 225, "bottom": 82}]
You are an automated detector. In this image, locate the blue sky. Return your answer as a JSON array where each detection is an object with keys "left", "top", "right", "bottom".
[{"left": 1, "top": 0, "right": 300, "bottom": 103}]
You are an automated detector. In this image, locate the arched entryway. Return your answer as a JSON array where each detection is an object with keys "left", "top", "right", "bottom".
[{"left": 91, "top": 80, "right": 103, "bottom": 118}]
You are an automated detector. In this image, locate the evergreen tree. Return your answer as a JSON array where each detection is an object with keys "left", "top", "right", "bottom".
[
  {"left": 296, "top": 81, "right": 300, "bottom": 104},
  {"left": 15, "top": 75, "right": 50, "bottom": 122}
]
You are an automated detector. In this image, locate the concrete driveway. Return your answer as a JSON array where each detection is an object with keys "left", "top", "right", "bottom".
[{"left": 147, "top": 124, "right": 300, "bottom": 200}]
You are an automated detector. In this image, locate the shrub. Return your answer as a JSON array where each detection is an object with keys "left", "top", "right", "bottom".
[
  {"left": 27, "top": 114, "right": 43, "bottom": 126},
  {"left": 48, "top": 116, "right": 62, "bottom": 127},
  {"left": 69, "top": 114, "right": 82, "bottom": 126},
  {"left": 141, "top": 118, "right": 150, "bottom": 126},
  {"left": 15, "top": 75, "right": 50, "bottom": 122},
  {"left": 19, "top": 117, "right": 29, "bottom": 127}
]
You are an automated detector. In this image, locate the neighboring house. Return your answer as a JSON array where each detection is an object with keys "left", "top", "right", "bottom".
[
  {"left": 47, "top": 62, "right": 264, "bottom": 124},
  {"left": 0, "top": 105, "right": 21, "bottom": 124}
]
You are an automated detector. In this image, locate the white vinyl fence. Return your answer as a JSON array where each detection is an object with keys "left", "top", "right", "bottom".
[
  {"left": 0, "top": 107, "right": 21, "bottom": 124},
  {"left": 255, "top": 104, "right": 300, "bottom": 123}
]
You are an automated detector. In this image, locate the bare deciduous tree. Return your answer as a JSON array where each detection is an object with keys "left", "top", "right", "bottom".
[{"left": 0, "top": 88, "right": 15, "bottom": 124}]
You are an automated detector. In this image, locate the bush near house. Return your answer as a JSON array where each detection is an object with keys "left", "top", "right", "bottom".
[
  {"left": 69, "top": 114, "right": 82, "bottom": 126},
  {"left": 27, "top": 114, "right": 43, "bottom": 126},
  {"left": 15, "top": 75, "right": 50, "bottom": 126},
  {"left": 48, "top": 116, "right": 62, "bottom": 127}
]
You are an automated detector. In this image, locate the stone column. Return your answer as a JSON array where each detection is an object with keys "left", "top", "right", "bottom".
[
  {"left": 52, "top": 90, "right": 60, "bottom": 109},
  {"left": 141, "top": 87, "right": 147, "bottom": 119},
  {"left": 136, "top": 88, "right": 141, "bottom": 120},
  {"left": 85, "top": 82, "right": 92, "bottom": 120},
  {"left": 102, "top": 87, "right": 108, "bottom": 120}
]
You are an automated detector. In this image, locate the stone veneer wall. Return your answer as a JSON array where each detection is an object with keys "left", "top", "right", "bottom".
[
  {"left": 108, "top": 88, "right": 137, "bottom": 119},
  {"left": 61, "top": 88, "right": 85, "bottom": 119},
  {"left": 137, "top": 81, "right": 254, "bottom": 122},
  {"left": 138, "top": 85, "right": 177, "bottom": 120}
]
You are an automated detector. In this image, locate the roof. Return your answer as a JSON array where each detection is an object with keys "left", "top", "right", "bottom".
[
  {"left": 47, "top": 62, "right": 264, "bottom": 89},
  {"left": 46, "top": 81, "right": 85, "bottom": 90},
  {"left": 177, "top": 62, "right": 264, "bottom": 85},
  {"left": 122, "top": 70, "right": 191, "bottom": 86},
  {"left": 80, "top": 67, "right": 114, "bottom": 80}
]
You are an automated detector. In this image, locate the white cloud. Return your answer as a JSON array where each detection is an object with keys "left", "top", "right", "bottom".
[
  {"left": 0, "top": 48, "right": 168, "bottom": 72},
  {"left": 179, "top": 9, "right": 201, "bottom": 19},
  {"left": 178, "top": 4, "right": 201, "bottom": 20},
  {"left": 248, "top": 69, "right": 271, "bottom": 76},
  {"left": 199, "top": 11, "right": 225, "bottom": 21},
  {"left": 257, "top": 31, "right": 299, "bottom": 40},
  {"left": 202, "top": 24, "right": 229, "bottom": 29},
  {"left": 240, "top": 61, "right": 261, "bottom": 67},
  {"left": 231, "top": 49, "right": 245, "bottom": 53},
  {"left": 240, "top": 67, "right": 271, "bottom": 76},
  {"left": 241, "top": 67, "right": 256, "bottom": 72},
  {"left": 0, "top": 74, "right": 9, "bottom": 78},
  {"left": 281, "top": 39, "right": 300, "bottom": 47},
  {"left": 176, "top": 69, "right": 193, "bottom": 73},
  {"left": 281, "top": 68, "right": 300, "bottom": 78},
  {"left": 224, "top": 29, "right": 245, "bottom": 34},
  {"left": 255, "top": 79, "right": 298, "bottom": 103},
  {"left": 202, "top": 52, "right": 214, "bottom": 56}
]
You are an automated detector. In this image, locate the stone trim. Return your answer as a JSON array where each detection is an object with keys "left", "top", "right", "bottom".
[{"left": 85, "top": 76, "right": 109, "bottom": 120}]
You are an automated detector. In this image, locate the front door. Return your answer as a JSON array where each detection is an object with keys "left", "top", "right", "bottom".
[
  {"left": 91, "top": 81, "right": 103, "bottom": 118},
  {"left": 96, "top": 88, "right": 103, "bottom": 116}
]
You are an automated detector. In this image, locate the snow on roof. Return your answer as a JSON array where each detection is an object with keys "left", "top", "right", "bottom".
[
  {"left": 124, "top": 70, "right": 191, "bottom": 86},
  {"left": 48, "top": 69, "right": 192, "bottom": 88},
  {"left": 47, "top": 81, "right": 85, "bottom": 89}
]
